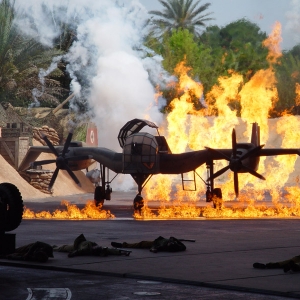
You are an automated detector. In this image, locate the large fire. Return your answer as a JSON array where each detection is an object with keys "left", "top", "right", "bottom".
[
  {"left": 25, "top": 22, "right": 300, "bottom": 220},
  {"left": 136, "top": 21, "right": 300, "bottom": 219}
]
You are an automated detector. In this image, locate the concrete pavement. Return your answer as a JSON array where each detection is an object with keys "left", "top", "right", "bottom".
[{"left": 1, "top": 192, "right": 300, "bottom": 299}]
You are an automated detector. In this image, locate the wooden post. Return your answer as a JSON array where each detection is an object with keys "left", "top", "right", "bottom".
[
  {"left": 52, "top": 93, "right": 75, "bottom": 114},
  {"left": 0, "top": 137, "right": 29, "bottom": 169}
]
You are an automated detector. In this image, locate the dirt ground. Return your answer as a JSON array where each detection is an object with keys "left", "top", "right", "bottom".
[
  {"left": 0, "top": 107, "right": 95, "bottom": 201},
  {"left": 0, "top": 140, "right": 94, "bottom": 201}
]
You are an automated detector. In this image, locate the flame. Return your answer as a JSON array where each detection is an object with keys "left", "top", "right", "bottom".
[
  {"left": 296, "top": 83, "right": 300, "bottom": 106},
  {"left": 138, "top": 22, "right": 300, "bottom": 219},
  {"left": 262, "top": 21, "right": 282, "bottom": 64},
  {"left": 26, "top": 22, "right": 300, "bottom": 221},
  {"left": 134, "top": 200, "right": 201, "bottom": 219},
  {"left": 23, "top": 200, "right": 115, "bottom": 219}
]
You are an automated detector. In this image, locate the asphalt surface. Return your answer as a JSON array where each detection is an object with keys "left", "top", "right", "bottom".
[{"left": 1, "top": 191, "right": 300, "bottom": 299}]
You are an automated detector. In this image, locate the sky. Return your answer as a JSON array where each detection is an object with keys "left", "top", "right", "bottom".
[{"left": 139, "top": 0, "right": 300, "bottom": 51}]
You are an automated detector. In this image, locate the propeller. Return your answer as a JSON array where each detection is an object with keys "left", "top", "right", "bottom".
[
  {"left": 205, "top": 129, "right": 266, "bottom": 198},
  {"left": 31, "top": 132, "right": 91, "bottom": 190}
]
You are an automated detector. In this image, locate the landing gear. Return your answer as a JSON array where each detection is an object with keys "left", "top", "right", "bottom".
[
  {"left": 94, "top": 184, "right": 112, "bottom": 207},
  {"left": 206, "top": 187, "right": 223, "bottom": 209},
  {"left": 93, "top": 164, "right": 114, "bottom": 207},
  {"left": 131, "top": 173, "right": 151, "bottom": 214},
  {"left": 205, "top": 161, "right": 223, "bottom": 209},
  {"left": 212, "top": 188, "right": 223, "bottom": 209},
  {"left": 94, "top": 186, "right": 105, "bottom": 207}
]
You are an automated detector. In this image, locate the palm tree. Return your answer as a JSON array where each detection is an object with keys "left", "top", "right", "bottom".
[
  {"left": 0, "top": 0, "right": 67, "bottom": 107},
  {"left": 149, "top": 0, "right": 214, "bottom": 38}
]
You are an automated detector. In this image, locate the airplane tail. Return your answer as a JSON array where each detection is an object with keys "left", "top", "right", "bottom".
[
  {"left": 86, "top": 122, "right": 98, "bottom": 146},
  {"left": 251, "top": 122, "right": 260, "bottom": 146}
]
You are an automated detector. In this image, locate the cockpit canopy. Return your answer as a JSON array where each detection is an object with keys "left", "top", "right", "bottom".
[
  {"left": 118, "top": 119, "right": 171, "bottom": 174},
  {"left": 123, "top": 132, "right": 159, "bottom": 173},
  {"left": 118, "top": 118, "right": 158, "bottom": 149}
]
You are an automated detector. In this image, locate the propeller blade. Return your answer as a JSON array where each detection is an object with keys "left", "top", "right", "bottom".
[
  {"left": 242, "top": 164, "right": 266, "bottom": 180},
  {"left": 48, "top": 168, "right": 59, "bottom": 190},
  {"left": 66, "top": 155, "right": 93, "bottom": 162},
  {"left": 208, "top": 165, "right": 230, "bottom": 181},
  {"left": 64, "top": 164, "right": 81, "bottom": 187},
  {"left": 232, "top": 129, "right": 237, "bottom": 159},
  {"left": 41, "top": 134, "right": 59, "bottom": 157},
  {"left": 205, "top": 147, "right": 231, "bottom": 161},
  {"left": 239, "top": 145, "right": 265, "bottom": 162},
  {"left": 234, "top": 171, "right": 239, "bottom": 198},
  {"left": 62, "top": 131, "right": 73, "bottom": 157},
  {"left": 31, "top": 160, "right": 56, "bottom": 167}
]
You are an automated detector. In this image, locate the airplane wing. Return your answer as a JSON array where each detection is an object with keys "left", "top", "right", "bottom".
[
  {"left": 18, "top": 145, "right": 124, "bottom": 174},
  {"left": 18, "top": 146, "right": 62, "bottom": 171},
  {"left": 159, "top": 147, "right": 300, "bottom": 175},
  {"left": 257, "top": 148, "right": 300, "bottom": 156}
]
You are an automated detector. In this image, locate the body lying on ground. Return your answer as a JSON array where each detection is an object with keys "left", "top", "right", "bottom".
[
  {"left": 111, "top": 236, "right": 187, "bottom": 253},
  {"left": 6, "top": 241, "right": 54, "bottom": 263},
  {"left": 53, "top": 234, "right": 131, "bottom": 257},
  {"left": 253, "top": 255, "right": 300, "bottom": 273}
]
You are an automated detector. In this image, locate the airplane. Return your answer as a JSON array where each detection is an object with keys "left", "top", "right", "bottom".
[{"left": 18, "top": 118, "right": 300, "bottom": 211}]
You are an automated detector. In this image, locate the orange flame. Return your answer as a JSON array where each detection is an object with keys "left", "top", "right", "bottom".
[
  {"left": 295, "top": 83, "right": 300, "bottom": 106},
  {"left": 138, "top": 22, "right": 300, "bottom": 219},
  {"left": 262, "top": 21, "right": 282, "bottom": 64},
  {"left": 26, "top": 22, "right": 300, "bottom": 220},
  {"left": 23, "top": 200, "right": 115, "bottom": 220}
]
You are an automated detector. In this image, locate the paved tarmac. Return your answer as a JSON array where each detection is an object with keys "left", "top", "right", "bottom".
[{"left": 1, "top": 191, "right": 300, "bottom": 299}]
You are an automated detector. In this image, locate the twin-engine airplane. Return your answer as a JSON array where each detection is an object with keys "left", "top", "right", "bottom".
[{"left": 18, "top": 118, "right": 300, "bottom": 210}]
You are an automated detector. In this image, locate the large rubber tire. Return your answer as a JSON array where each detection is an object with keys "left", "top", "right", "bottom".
[
  {"left": 94, "top": 186, "right": 105, "bottom": 207},
  {"left": 0, "top": 183, "right": 24, "bottom": 232}
]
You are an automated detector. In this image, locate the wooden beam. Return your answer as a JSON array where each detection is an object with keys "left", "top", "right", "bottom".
[{"left": 1, "top": 141, "right": 15, "bottom": 166}]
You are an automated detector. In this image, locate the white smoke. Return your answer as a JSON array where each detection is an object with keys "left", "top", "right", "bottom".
[
  {"left": 14, "top": 0, "right": 167, "bottom": 150},
  {"left": 13, "top": 0, "right": 170, "bottom": 190}
]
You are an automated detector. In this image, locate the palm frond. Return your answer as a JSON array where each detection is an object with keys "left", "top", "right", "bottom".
[{"left": 149, "top": 0, "right": 214, "bottom": 38}]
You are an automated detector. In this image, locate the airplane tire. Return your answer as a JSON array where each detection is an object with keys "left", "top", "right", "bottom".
[
  {"left": 212, "top": 188, "right": 222, "bottom": 199},
  {"left": 0, "top": 183, "right": 24, "bottom": 232},
  {"left": 95, "top": 199, "right": 104, "bottom": 207},
  {"left": 133, "top": 194, "right": 144, "bottom": 212},
  {"left": 94, "top": 186, "right": 105, "bottom": 207},
  {"left": 212, "top": 188, "right": 223, "bottom": 209}
]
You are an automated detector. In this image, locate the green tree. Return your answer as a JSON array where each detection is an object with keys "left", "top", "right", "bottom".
[
  {"left": 149, "top": 0, "right": 213, "bottom": 38},
  {"left": 274, "top": 45, "right": 300, "bottom": 114},
  {"left": 167, "top": 29, "right": 222, "bottom": 89},
  {"left": 155, "top": 29, "right": 222, "bottom": 110},
  {"left": 200, "top": 20, "right": 269, "bottom": 77}
]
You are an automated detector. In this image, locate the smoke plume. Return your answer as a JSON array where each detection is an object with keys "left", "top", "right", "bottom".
[{"left": 14, "top": 0, "right": 167, "bottom": 151}]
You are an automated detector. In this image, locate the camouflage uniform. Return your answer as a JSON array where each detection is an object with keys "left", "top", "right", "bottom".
[
  {"left": 54, "top": 234, "right": 130, "bottom": 257},
  {"left": 113, "top": 236, "right": 186, "bottom": 253},
  {"left": 6, "top": 241, "right": 54, "bottom": 262},
  {"left": 254, "top": 255, "right": 300, "bottom": 272}
]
